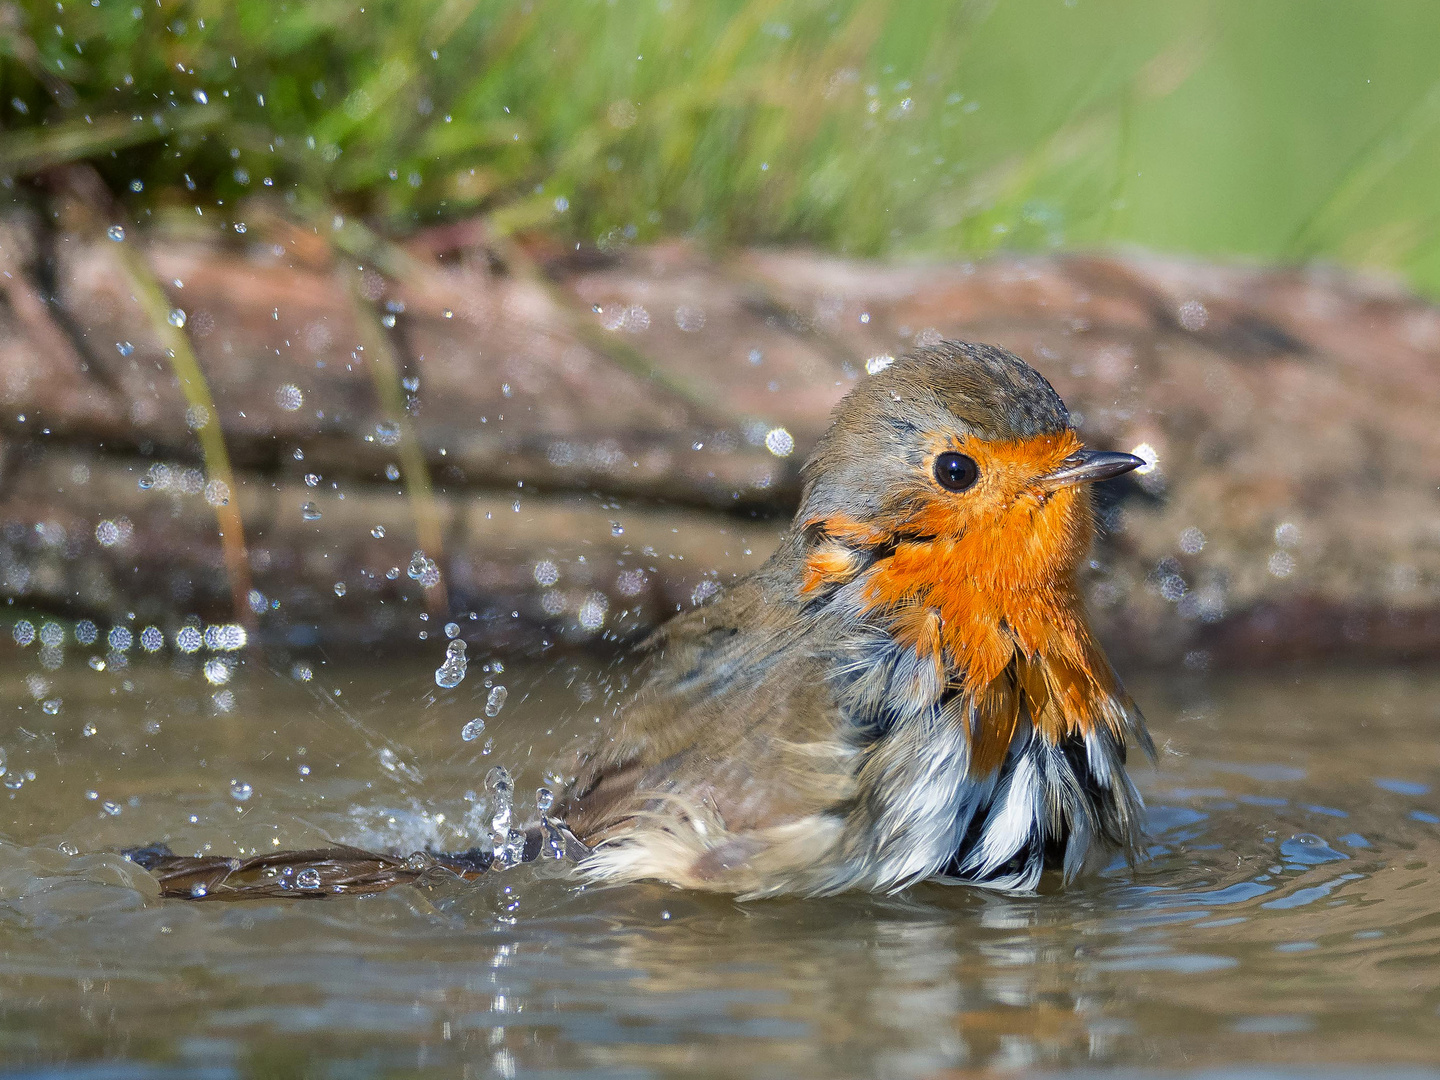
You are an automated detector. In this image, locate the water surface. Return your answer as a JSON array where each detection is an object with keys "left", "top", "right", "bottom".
[{"left": 2, "top": 649, "right": 1439, "bottom": 1078}]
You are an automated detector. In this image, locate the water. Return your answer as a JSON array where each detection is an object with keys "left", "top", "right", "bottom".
[{"left": 1, "top": 655, "right": 1439, "bottom": 1077}]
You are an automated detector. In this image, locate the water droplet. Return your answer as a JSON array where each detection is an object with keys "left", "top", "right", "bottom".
[
  {"left": 407, "top": 551, "right": 441, "bottom": 588},
  {"left": 333, "top": 582, "right": 347, "bottom": 597},
  {"left": 371, "top": 525, "right": 385, "bottom": 538},
  {"left": 102, "top": 801, "right": 122, "bottom": 816},
  {"left": 610, "top": 521, "right": 624, "bottom": 536},
  {"left": 116, "top": 341, "right": 134, "bottom": 357},
  {"left": 82, "top": 723, "right": 97, "bottom": 737},
  {"left": 385, "top": 463, "right": 401, "bottom": 481},
  {"left": 168, "top": 308, "right": 187, "bottom": 328},
  {"left": 203, "top": 658, "right": 232, "bottom": 685},
  {"left": 764, "top": 427, "right": 794, "bottom": 457},
  {"left": 376, "top": 420, "right": 401, "bottom": 446},
  {"left": 865, "top": 354, "right": 895, "bottom": 375},
  {"left": 385, "top": 567, "right": 399, "bottom": 580},
  {"left": 461, "top": 718, "right": 485, "bottom": 742},
  {"left": 42, "top": 698, "right": 61, "bottom": 715},
  {"left": 107, "top": 225, "right": 126, "bottom": 241},
  {"left": 275, "top": 383, "right": 303, "bottom": 411},
  {"left": 59, "top": 840, "right": 78, "bottom": 856},
  {"left": 484, "top": 684, "right": 508, "bottom": 717},
  {"left": 190, "top": 883, "right": 208, "bottom": 898},
  {"left": 535, "top": 787, "right": 554, "bottom": 812},
  {"left": 435, "top": 639, "right": 468, "bottom": 688},
  {"left": 230, "top": 780, "right": 253, "bottom": 801},
  {"left": 442, "top": 308, "right": 453, "bottom": 319},
  {"left": 304, "top": 473, "right": 320, "bottom": 487},
  {"left": 378, "top": 747, "right": 401, "bottom": 772},
  {"left": 381, "top": 313, "right": 396, "bottom": 328},
  {"left": 290, "top": 661, "right": 313, "bottom": 682},
  {"left": 295, "top": 868, "right": 322, "bottom": 889},
  {"left": 444, "top": 622, "right": 460, "bottom": 639},
  {"left": 301, "top": 502, "right": 321, "bottom": 520}
]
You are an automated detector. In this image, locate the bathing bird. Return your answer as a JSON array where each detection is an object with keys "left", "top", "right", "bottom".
[
  {"left": 555, "top": 340, "right": 1152, "bottom": 896},
  {"left": 131, "top": 341, "right": 1152, "bottom": 900}
]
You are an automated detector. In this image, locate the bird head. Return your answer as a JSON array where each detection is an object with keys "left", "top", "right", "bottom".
[{"left": 791, "top": 341, "right": 1143, "bottom": 732}]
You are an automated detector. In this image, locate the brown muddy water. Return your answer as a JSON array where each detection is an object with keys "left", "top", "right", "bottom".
[{"left": 2, "top": 637, "right": 1440, "bottom": 1079}]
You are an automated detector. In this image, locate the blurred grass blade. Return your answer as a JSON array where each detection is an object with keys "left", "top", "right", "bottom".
[
  {"left": 110, "top": 239, "right": 254, "bottom": 631},
  {"left": 0, "top": 106, "right": 224, "bottom": 176}
]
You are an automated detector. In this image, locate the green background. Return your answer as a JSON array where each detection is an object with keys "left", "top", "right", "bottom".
[{"left": 4, "top": 0, "right": 1440, "bottom": 291}]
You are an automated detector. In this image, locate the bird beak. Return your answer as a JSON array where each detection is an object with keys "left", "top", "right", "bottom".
[{"left": 1040, "top": 449, "right": 1146, "bottom": 489}]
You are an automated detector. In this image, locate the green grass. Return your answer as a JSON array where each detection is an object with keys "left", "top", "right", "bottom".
[{"left": 4, "top": 0, "right": 1440, "bottom": 294}]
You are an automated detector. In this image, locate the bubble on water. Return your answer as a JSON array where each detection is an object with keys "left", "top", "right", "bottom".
[
  {"left": 82, "top": 723, "right": 97, "bottom": 737},
  {"left": 204, "top": 480, "right": 230, "bottom": 507},
  {"left": 301, "top": 502, "right": 322, "bottom": 520},
  {"left": 407, "top": 551, "right": 441, "bottom": 588},
  {"left": 484, "top": 684, "right": 508, "bottom": 717},
  {"left": 385, "top": 463, "right": 400, "bottom": 481},
  {"left": 75, "top": 620, "right": 98, "bottom": 645},
  {"left": 59, "top": 840, "right": 77, "bottom": 856},
  {"left": 461, "top": 718, "right": 486, "bottom": 742},
  {"left": 108, "top": 627, "right": 133, "bottom": 652},
  {"left": 203, "top": 658, "right": 232, "bottom": 685},
  {"left": 290, "top": 661, "right": 313, "bottom": 682},
  {"left": 865, "top": 354, "right": 895, "bottom": 375},
  {"left": 140, "top": 626, "right": 164, "bottom": 652},
  {"left": 435, "top": 639, "right": 468, "bottom": 688},
  {"left": 13, "top": 621, "right": 34, "bottom": 646},
  {"left": 275, "top": 383, "right": 303, "bottom": 411},
  {"left": 42, "top": 699, "right": 61, "bottom": 715},
  {"left": 175, "top": 626, "right": 203, "bottom": 654},
  {"left": 764, "top": 427, "right": 794, "bottom": 457},
  {"left": 577, "top": 593, "right": 608, "bottom": 631},
  {"left": 107, "top": 225, "right": 126, "bottom": 241},
  {"left": 371, "top": 525, "right": 385, "bottom": 538},
  {"left": 304, "top": 473, "right": 320, "bottom": 487},
  {"left": 376, "top": 421, "right": 401, "bottom": 446},
  {"left": 295, "top": 868, "right": 322, "bottom": 890},
  {"left": 230, "top": 780, "right": 253, "bottom": 801},
  {"left": 333, "top": 582, "right": 347, "bottom": 597},
  {"left": 533, "top": 560, "right": 559, "bottom": 587}
]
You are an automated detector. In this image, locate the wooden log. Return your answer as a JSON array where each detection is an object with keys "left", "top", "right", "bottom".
[{"left": 1, "top": 212, "right": 1437, "bottom": 664}]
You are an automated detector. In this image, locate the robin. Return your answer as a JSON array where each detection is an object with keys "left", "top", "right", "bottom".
[
  {"left": 130, "top": 341, "right": 1152, "bottom": 900},
  {"left": 554, "top": 340, "right": 1152, "bottom": 897}
]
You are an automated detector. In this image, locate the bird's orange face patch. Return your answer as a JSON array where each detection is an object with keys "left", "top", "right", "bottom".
[{"left": 803, "top": 427, "right": 1120, "bottom": 754}]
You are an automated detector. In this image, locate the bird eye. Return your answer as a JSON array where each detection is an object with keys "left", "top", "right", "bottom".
[{"left": 933, "top": 452, "right": 979, "bottom": 492}]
